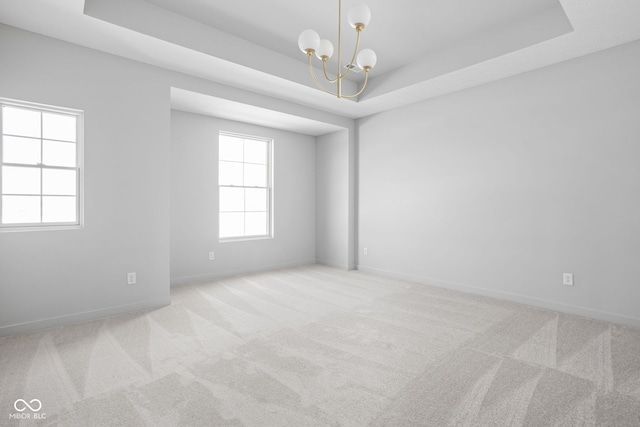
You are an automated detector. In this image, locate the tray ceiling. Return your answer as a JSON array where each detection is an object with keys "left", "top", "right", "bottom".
[{"left": 1, "top": 0, "right": 640, "bottom": 127}]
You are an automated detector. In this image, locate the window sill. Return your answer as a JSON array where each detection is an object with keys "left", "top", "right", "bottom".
[
  {"left": 219, "top": 235, "right": 273, "bottom": 243},
  {"left": 0, "top": 224, "right": 83, "bottom": 233}
]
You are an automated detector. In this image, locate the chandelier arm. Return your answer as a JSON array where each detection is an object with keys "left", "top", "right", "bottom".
[
  {"left": 322, "top": 59, "right": 339, "bottom": 83},
  {"left": 308, "top": 53, "right": 338, "bottom": 96},
  {"left": 340, "top": 69, "right": 370, "bottom": 99},
  {"left": 341, "top": 29, "right": 362, "bottom": 80}
]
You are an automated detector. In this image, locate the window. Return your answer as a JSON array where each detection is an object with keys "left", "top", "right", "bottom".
[
  {"left": 219, "top": 132, "right": 272, "bottom": 240},
  {"left": 0, "top": 98, "right": 83, "bottom": 231}
]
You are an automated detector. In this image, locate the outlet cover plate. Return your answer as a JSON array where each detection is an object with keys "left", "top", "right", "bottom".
[{"left": 563, "top": 273, "right": 573, "bottom": 286}]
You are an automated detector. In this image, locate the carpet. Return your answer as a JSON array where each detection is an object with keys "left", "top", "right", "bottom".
[{"left": 1, "top": 265, "right": 639, "bottom": 425}]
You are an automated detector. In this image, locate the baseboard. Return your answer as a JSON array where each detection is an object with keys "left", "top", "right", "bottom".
[
  {"left": 316, "top": 259, "right": 351, "bottom": 270},
  {"left": 357, "top": 265, "right": 640, "bottom": 329},
  {"left": 0, "top": 297, "right": 171, "bottom": 338},
  {"left": 170, "top": 258, "right": 316, "bottom": 287}
]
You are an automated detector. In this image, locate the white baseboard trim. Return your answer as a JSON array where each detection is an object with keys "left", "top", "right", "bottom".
[
  {"left": 0, "top": 297, "right": 171, "bottom": 338},
  {"left": 357, "top": 265, "right": 640, "bottom": 329},
  {"left": 170, "top": 259, "right": 316, "bottom": 287},
  {"left": 316, "top": 259, "right": 351, "bottom": 270}
]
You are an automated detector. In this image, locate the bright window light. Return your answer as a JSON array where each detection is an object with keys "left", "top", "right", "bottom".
[
  {"left": 1, "top": 98, "right": 83, "bottom": 231},
  {"left": 219, "top": 132, "right": 272, "bottom": 240}
]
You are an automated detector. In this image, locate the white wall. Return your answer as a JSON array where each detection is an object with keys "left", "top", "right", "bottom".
[
  {"left": 358, "top": 40, "right": 640, "bottom": 327},
  {"left": 0, "top": 25, "right": 171, "bottom": 335},
  {"left": 170, "top": 111, "right": 316, "bottom": 284},
  {"left": 9, "top": 16, "right": 637, "bottom": 335},
  {"left": 0, "top": 24, "right": 348, "bottom": 336},
  {"left": 316, "top": 130, "right": 350, "bottom": 269}
]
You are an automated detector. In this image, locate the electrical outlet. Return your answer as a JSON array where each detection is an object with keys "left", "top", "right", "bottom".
[
  {"left": 209, "top": 251, "right": 215, "bottom": 261},
  {"left": 563, "top": 273, "right": 573, "bottom": 286},
  {"left": 363, "top": 247, "right": 368, "bottom": 255},
  {"left": 127, "top": 272, "right": 136, "bottom": 285}
]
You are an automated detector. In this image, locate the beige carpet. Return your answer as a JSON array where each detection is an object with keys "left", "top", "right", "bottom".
[{"left": 1, "top": 265, "right": 640, "bottom": 426}]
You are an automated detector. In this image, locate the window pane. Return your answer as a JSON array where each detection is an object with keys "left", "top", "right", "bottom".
[
  {"left": 244, "top": 164, "right": 266, "bottom": 187},
  {"left": 220, "top": 212, "right": 244, "bottom": 238},
  {"left": 42, "top": 112, "right": 76, "bottom": 142},
  {"left": 219, "top": 187, "right": 244, "bottom": 212},
  {"left": 219, "top": 161, "right": 243, "bottom": 186},
  {"left": 2, "top": 106, "right": 41, "bottom": 138},
  {"left": 2, "top": 195, "right": 40, "bottom": 224},
  {"left": 244, "top": 139, "right": 267, "bottom": 164},
  {"left": 219, "top": 135, "right": 243, "bottom": 161},
  {"left": 3, "top": 135, "right": 41, "bottom": 165},
  {"left": 2, "top": 166, "right": 41, "bottom": 195},
  {"left": 218, "top": 132, "right": 271, "bottom": 240},
  {"left": 43, "top": 140, "right": 76, "bottom": 167},
  {"left": 42, "top": 169, "right": 76, "bottom": 196},
  {"left": 245, "top": 212, "right": 267, "bottom": 236},
  {"left": 245, "top": 188, "right": 267, "bottom": 212},
  {"left": 43, "top": 196, "right": 76, "bottom": 223}
]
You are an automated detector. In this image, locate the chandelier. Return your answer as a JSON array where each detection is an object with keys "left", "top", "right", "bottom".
[{"left": 297, "top": 1, "right": 377, "bottom": 98}]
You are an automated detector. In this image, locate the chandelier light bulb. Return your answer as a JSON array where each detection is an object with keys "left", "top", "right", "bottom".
[
  {"left": 298, "top": 29, "right": 320, "bottom": 53},
  {"left": 348, "top": 4, "right": 371, "bottom": 29},
  {"left": 357, "top": 48, "right": 377, "bottom": 70},
  {"left": 316, "top": 39, "right": 335, "bottom": 60},
  {"left": 297, "top": 0, "right": 376, "bottom": 98}
]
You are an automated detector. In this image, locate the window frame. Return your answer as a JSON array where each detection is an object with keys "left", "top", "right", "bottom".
[
  {"left": 218, "top": 131, "right": 273, "bottom": 242},
  {"left": 0, "top": 97, "right": 84, "bottom": 232}
]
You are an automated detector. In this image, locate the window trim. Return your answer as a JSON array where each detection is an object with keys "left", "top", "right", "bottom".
[
  {"left": 0, "top": 97, "right": 84, "bottom": 232},
  {"left": 218, "top": 131, "right": 273, "bottom": 242}
]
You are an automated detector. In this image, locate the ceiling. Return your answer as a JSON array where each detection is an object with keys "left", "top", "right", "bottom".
[
  {"left": 143, "top": 0, "right": 565, "bottom": 82},
  {"left": 1, "top": 0, "right": 640, "bottom": 134}
]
